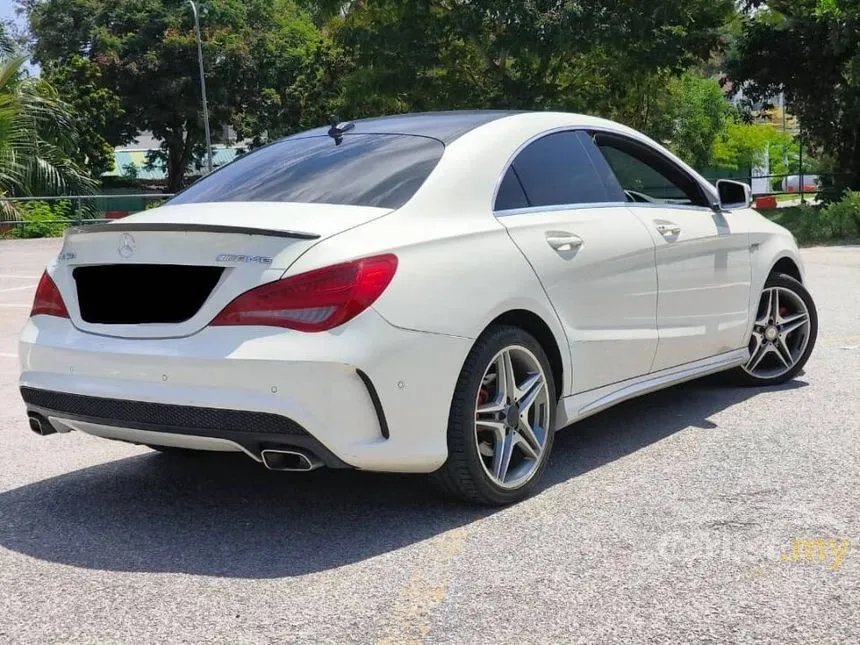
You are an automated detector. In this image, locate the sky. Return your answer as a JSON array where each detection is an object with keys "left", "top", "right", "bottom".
[
  {"left": 1, "top": 0, "right": 40, "bottom": 74},
  {"left": 0, "top": 0, "right": 19, "bottom": 27}
]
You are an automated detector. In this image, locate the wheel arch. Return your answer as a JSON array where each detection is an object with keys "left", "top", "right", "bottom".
[
  {"left": 484, "top": 309, "right": 565, "bottom": 400},
  {"left": 770, "top": 256, "right": 803, "bottom": 283}
]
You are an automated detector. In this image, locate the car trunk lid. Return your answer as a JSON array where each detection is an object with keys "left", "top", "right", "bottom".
[{"left": 52, "top": 202, "right": 391, "bottom": 339}]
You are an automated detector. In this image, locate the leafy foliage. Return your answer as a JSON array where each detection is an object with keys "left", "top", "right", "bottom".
[
  {"left": 658, "top": 72, "right": 735, "bottom": 169},
  {"left": 820, "top": 190, "right": 860, "bottom": 238},
  {"left": 329, "top": 1, "right": 735, "bottom": 124},
  {"left": 44, "top": 55, "right": 129, "bottom": 176},
  {"left": 760, "top": 191, "right": 860, "bottom": 245},
  {"left": 712, "top": 121, "right": 792, "bottom": 171},
  {"left": 0, "top": 52, "right": 95, "bottom": 221},
  {"left": 9, "top": 199, "right": 72, "bottom": 237},
  {"left": 727, "top": 1, "right": 860, "bottom": 194},
  {"left": 23, "top": 0, "right": 338, "bottom": 191},
  {"left": 20, "top": 0, "right": 742, "bottom": 189},
  {"left": 121, "top": 161, "right": 139, "bottom": 179}
]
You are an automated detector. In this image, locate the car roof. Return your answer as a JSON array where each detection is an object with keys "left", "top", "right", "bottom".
[{"left": 286, "top": 110, "right": 525, "bottom": 144}]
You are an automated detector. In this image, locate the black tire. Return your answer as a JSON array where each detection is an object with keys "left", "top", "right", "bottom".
[
  {"left": 433, "top": 325, "right": 557, "bottom": 505},
  {"left": 727, "top": 272, "right": 818, "bottom": 386}
]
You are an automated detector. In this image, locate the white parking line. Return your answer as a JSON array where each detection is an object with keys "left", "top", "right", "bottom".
[
  {"left": 0, "top": 352, "right": 17, "bottom": 358},
  {"left": 0, "top": 285, "right": 35, "bottom": 294},
  {"left": 0, "top": 274, "right": 40, "bottom": 280},
  {"left": 0, "top": 303, "right": 30, "bottom": 308}
]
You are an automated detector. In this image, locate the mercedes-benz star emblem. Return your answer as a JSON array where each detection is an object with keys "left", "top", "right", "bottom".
[{"left": 118, "top": 232, "right": 136, "bottom": 259}]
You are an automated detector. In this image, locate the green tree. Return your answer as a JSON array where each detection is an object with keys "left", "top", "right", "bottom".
[
  {"left": 656, "top": 72, "right": 734, "bottom": 169},
  {"left": 44, "top": 56, "right": 129, "bottom": 177},
  {"left": 0, "top": 52, "right": 95, "bottom": 220},
  {"left": 727, "top": 0, "right": 860, "bottom": 193},
  {"left": 712, "top": 121, "right": 792, "bottom": 171},
  {"left": 23, "top": 0, "right": 338, "bottom": 191},
  {"left": 329, "top": 1, "right": 735, "bottom": 128}
]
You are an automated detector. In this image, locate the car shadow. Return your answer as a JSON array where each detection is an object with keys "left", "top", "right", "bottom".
[
  {"left": 546, "top": 375, "right": 807, "bottom": 487},
  {"left": 0, "top": 377, "right": 807, "bottom": 578}
]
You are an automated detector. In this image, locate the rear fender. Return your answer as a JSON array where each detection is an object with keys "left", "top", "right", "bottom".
[{"left": 286, "top": 212, "right": 573, "bottom": 396}]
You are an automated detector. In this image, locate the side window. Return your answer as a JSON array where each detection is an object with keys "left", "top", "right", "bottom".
[
  {"left": 496, "top": 131, "right": 612, "bottom": 210},
  {"left": 594, "top": 134, "right": 709, "bottom": 207},
  {"left": 495, "top": 167, "right": 529, "bottom": 211}
]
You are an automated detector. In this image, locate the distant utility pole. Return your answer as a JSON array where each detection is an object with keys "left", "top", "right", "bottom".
[
  {"left": 780, "top": 91, "right": 787, "bottom": 134},
  {"left": 189, "top": 1, "right": 213, "bottom": 174},
  {"left": 799, "top": 128, "right": 805, "bottom": 205}
]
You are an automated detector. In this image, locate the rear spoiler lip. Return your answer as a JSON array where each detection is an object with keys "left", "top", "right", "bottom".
[{"left": 65, "top": 222, "right": 321, "bottom": 240}]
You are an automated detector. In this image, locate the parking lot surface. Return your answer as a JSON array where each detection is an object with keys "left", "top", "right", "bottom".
[{"left": 0, "top": 238, "right": 858, "bottom": 644}]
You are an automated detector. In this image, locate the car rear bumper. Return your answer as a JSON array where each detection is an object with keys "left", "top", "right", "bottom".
[
  {"left": 18, "top": 310, "right": 472, "bottom": 472},
  {"left": 20, "top": 386, "right": 352, "bottom": 467}
]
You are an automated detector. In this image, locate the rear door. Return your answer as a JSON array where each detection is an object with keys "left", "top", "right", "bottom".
[
  {"left": 592, "top": 132, "right": 751, "bottom": 371},
  {"left": 496, "top": 130, "right": 659, "bottom": 394}
]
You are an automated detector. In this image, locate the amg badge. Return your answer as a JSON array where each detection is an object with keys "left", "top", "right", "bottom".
[{"left": 216, "top": 254, "right": 273, "bottom": 265}]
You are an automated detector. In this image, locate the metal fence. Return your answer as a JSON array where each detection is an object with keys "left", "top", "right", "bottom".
[
  {"left": 0, "top": 193, "right": 174, "bottom": 218},
  {"left": 0, "top": 193, "right": 174, "bottom": 237},
  {"left": 0, "top": 171, "right": 855, "bottom": 238},
  {"left": 703, "top": 171, "right": 853, "bottom": 205}
]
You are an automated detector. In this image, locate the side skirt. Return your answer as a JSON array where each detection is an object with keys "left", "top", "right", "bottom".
[{"left": 555, "top": 348, "right": 749, "bottom": 429}]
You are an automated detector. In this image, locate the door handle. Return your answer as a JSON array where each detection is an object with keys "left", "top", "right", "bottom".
[
  {"left": 545, "top": 232, "right": 583, "bottom": 252},
  {"left": 655, "top": 223, "right": 682, "bottom": 237}
]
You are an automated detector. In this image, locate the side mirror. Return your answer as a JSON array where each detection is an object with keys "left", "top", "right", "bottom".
[{"left": 716, "top": 179, "right": 752, "bottom": 210}]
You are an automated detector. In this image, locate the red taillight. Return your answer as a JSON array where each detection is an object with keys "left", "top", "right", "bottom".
[
  {"left": 30, "top": 271, "right": 69, "bottom": 318},
  {"left": 210, "top": 254, "right": 398, "bottom": 332}
]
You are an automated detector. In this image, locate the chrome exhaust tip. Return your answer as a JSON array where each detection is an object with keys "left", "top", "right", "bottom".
[
  {"left": 260, "top": 448, "right": 323, "bottom": 472},
  {"left": 28, "top": 414, "right": 56, "bottom": 436}
]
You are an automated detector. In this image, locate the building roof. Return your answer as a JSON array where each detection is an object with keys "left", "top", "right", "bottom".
[{"left": 104, "top": 146, "right": 241, "bottom": 180}]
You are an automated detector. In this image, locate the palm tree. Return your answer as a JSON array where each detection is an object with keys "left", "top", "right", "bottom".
[{"left": 0, "top": 52, "right": 96, "bottom": 221}]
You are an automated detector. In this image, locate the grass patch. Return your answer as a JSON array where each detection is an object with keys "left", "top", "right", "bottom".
[
  {"left": 759, "top": 197, "right": 860, "bottom": 246},
  {"left": 1, "top": 201, "right": 72, "bottom": 239}
]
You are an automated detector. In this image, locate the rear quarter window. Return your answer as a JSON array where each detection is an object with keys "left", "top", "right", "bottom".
[
  {"left": 168, "top": 134, "right": 445, "bottom": 210},
  {"left": 507, "top": 131, "right": 613, "bottom": 208},
  {"left": 495, "top": 167, "right": 530, "bottom": 211}
]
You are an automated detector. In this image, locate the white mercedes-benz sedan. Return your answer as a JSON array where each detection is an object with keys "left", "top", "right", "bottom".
[{"left": 18, "top": 111, "right": 817, "bottom": 504}]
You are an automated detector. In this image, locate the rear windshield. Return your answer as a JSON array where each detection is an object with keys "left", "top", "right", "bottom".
[{"left": 167, "top": 134, "right": 444, "bottom": 210}]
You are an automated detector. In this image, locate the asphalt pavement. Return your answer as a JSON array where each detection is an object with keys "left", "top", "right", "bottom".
[{"left": 0, "top": 238, "right": 858, "bottom": 644}]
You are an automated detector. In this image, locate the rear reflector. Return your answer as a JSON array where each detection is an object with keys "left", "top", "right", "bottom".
[
  {"left": 210, "top": 254, "right": 398, "bottom": 332},
  {"left": 30, "top": 271, "right": 69, "bottom": 319}
]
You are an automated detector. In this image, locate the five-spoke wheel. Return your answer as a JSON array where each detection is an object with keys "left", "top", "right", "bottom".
[
  {"left": 435, "top": 325, "right": 556, "bottom": 505},
  {"left": 733, "top": 272, "right": 817, "bottom": 386},
  {"left": 474, "top": 346, "right": 551, "bottom": 490}
]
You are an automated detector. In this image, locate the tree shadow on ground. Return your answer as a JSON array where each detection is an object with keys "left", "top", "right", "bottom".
[{"left": 0, "top": 377, "right": 806, "bottom": 578}]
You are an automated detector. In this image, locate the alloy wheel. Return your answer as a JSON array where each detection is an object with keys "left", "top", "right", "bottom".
[
  {"left": 474, "top": 345, "right": 551, "bottom": 490},
  {"left": 742, "top": 286, "right": 812, "bottom": 380}
]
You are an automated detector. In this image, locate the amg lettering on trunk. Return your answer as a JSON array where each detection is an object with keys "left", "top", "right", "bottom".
[{"left": 215, "top": 254, "right": 273, "bottom": 265}]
